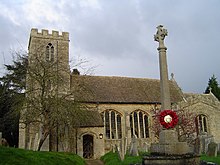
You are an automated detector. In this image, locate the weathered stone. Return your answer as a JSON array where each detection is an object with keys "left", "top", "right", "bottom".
[
  {"left": 115, "top": 141, "right": 125, "bottom": 161},
  {"left": 154, "top": 25, "right": 171, "bottom": 110},
  {"left": 143, "top": 154, "right": 200, "bottom": 165},
  {"left": 129, "top": 136, "right": 139, "bottom": 156},
  {"left": 194, "top": 137, "right": 201, "bottom": 154},
  {"left": 1, "top": 138, "right": 9, "bottom": 147},
  {"left": 146, "top": 25, "right": 200, "bottom": 164},
  {"left": 159, "top": 129, "right": 178, "bottom": 144},
  {"left": 207, "top": 142, "right": 218, "bottom": 157},
  {"left": 0, "top": 132, "right": 2, "bottom": 146},
  {"left": 151, "top": 142, "right": 190, "bottom": 155},
  {"left": 218, "top": 143, "right": 220, "bottom": 154},
  {"left": 198, "top": 133, "right": 214, "bottom": 154},
  {"left": 143, "top": 142, "right": 150, "bottom": 152}
]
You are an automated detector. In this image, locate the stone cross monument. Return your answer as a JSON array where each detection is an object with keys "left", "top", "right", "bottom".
[
  {"left": 154, "top": 25, "right": 171, "bottom": 110},
  {"left": 150, "top": 25, "right": 190, "bottom": 155},
  {"left": 143, "top": 26, "right": 200, "bottom": 165}
]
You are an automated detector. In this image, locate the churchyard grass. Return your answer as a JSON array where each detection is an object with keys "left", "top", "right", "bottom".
[
  {"left": 201, "top": 154, "right": 220, "bottom": 164},
  {"left": 101, "top": 151, "right": 142, "bottom": 165},
  {"left": 0, "top": 146, "right": 85, "bottom": 165}
]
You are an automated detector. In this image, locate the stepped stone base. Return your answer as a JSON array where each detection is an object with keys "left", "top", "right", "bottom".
[
  {"left": 159, "top": 129, "right": 178, "bottom": 143},
  {"left": 143, "top": 154, "right": 200, "bottom": 165},
  {"left": 151, "top": 142, "right": 190, "bottom": 155},
  {"left": 145, "top": 129, "right": 200, "bottom": 164},
  {"left": 150, "top": 129, "right": 191, "bottom": 155}
]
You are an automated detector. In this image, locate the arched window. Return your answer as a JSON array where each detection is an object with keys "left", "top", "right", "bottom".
[
  {"left": 101, "top": 110, "right": 122, "bottom": 139},
  {"left": 130, "top": 110, "right": 149, "bottom": 138},
  {"left": 195, "top": 114, "right": 208, "bottom": 134},
  {"left": 46, "top": 43, "right": 54, "bottom": 62}
]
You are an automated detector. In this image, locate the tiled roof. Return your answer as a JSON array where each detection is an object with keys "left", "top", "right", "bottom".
[
  {"left": 70, "top": 75, "right": 183, "bottom": 104},
  {"left": 72, "top": 108, "right": 104, "bottom": 127},
  {"left": 184, "top": 93, "right": 219, "bottom": 104}
]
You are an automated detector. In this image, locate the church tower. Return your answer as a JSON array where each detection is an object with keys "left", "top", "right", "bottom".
[
  {"left": 28, "top": 28, "right": 70, "bottom": 93},
  {"left": 19, "top": 29, "right": 70, "bottom": 150}
]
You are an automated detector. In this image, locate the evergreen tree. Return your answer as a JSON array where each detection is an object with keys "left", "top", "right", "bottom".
[
  {"left": 0, "top": 52, "right": 28, "bottom": 93},
  {"left": 205, "top": 75, "right": 220, "bottom": 100},
  {"left": 0, "top": 52, "right": 27, "bottom": 147},
  {"left": 0, "top": 83, "right": 22, "bottom": 147}
]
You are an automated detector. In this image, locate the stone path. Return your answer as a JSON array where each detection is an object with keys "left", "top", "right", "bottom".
[{"left": 85, "top": 159, "right": 104, "bottom": 165}]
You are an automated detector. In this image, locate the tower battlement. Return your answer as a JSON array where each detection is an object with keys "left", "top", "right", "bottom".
[{"left": 30, "top": 28, "right": 69, "bottom": 41}]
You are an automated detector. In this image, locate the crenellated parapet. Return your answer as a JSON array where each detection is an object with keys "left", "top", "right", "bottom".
[
  {"left": 28, "top": 27, "right": 70, "bottom": 93},
  {"left": 30, "top": 28, "right": 69, "bottom": 41}
]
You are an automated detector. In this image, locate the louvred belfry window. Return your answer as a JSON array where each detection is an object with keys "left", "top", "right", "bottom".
[{"left": 46, "top": 43, "right": 54, "bottom": 62}]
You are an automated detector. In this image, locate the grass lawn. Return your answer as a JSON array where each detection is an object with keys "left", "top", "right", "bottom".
[
  {"left": 101, "top": 151, "right": 142, "bottom": 165},
  {"left": 0, "top": 146, "right": 85, "bottom": 165},
  {"left": 2, "top": 146, "right": 220, "bottom": 165},
  {"left": 101, "top": 151, "right": 220, "bottom": 165},
  {"left": 201, "top": 154, "right": 220, "bottom": 164}
]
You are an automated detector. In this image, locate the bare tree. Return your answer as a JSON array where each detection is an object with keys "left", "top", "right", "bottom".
[
  {"left": 150, "top": 106, "right": 161, "bottom": 139},
  {"left": 151, "top": 108, "right": 197, "bottom": 145},
  {"left": 69, "top": 54, "right": 98, "bottom": 76},
  {"left": 20, "top": 45, "right": 89, "bottom": 151},
  {"left": 177, "top": 109, "right": 197, "bottom": 145},
  {"left": 1, "top": 42, "right": 98, "bottom": 151}
]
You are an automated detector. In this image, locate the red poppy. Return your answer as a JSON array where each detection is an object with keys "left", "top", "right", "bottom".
[{"left": 159, "top": 110, "right": 178, "bottom": 129}]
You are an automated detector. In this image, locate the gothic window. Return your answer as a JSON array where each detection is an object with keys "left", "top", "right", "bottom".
[
  {"left": 196, "top": 114, "right": 208, "bottom": 134},
  {"left": 46, "top": 43, "right": 54, "bottom": 62},
  {"left": 101, "top": 110, "right": 122, "bottom": 139},
  {"left": 130, "top": 110, "right": 149, "bottom": 138}
]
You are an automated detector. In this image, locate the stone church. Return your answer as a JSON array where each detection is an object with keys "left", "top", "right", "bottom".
[{"left": 19, "top": 28, "right": 220, "bottom": 159}]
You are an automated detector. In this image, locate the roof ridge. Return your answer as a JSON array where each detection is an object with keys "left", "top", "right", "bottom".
[{"left": 72, "top": 74, "right": 161, "bottom": 81}]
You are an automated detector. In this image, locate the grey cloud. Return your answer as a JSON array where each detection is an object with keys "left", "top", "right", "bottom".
[{"left": 0, "top": 0, "right": 220, "bottom": 93}]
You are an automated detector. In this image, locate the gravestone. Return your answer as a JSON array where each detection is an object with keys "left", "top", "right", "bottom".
[
  {"left": 115, "top": 144, "right": 121, "bottom": 160},
  {"left": 194, "top": 137, "right": 200, "bottom": 154},
  {"left": 207, "top": 142, "right": 217, "bottom": 157},
  {"left": 1, "top": 138, "right": 9, "bottom": 146},
  {"left": 115, "top": 142, "right": 125, "bottom": 161},
  {"left": 199, "top": 133, "right": 214, "bottom": 154},
  {"left": 218, "top": 143, "right": 220, "bottom": 154},
  {"left": 143, "top": 142, "right": 150, "bottom": 152},
  {"left": 129, "top": 135, "right": 139, "bottom": 156},
  {"left": 115, "top": 138, "right": 126, "bottom": 161},
  {"left": 0, "top": 132, "right": 2, "bottom": 146}
]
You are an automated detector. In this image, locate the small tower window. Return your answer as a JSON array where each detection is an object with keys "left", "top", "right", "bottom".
[{"left": 46, "top": 43, "right": 54, "bottom": 62}]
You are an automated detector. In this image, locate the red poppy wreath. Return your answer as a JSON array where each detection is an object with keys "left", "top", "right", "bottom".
[{"left": 159, "top": 110, "right": 178, "bottom": 129}]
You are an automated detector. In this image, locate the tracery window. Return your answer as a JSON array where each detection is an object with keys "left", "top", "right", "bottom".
[
  {"left": 196, "top": 114, "right": 208, "bottom": 134},
  {"left": 101, "top": 110, "right": 122, "bottom": 139},
  {"left": 46, "top": 43, "right": 54, "bottom": 62},
  {"left": 130, "top": 110, "right": 149, "bottom": 138}
]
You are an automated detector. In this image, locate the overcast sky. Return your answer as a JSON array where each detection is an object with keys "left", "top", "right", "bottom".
[{"left": 0, "top": 0, "right": 220, "bottom": 94}]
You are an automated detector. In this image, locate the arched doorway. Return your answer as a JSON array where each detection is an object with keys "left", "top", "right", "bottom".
[{"left": 83, "top": 134, "right": 94, "bottom": 159}]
